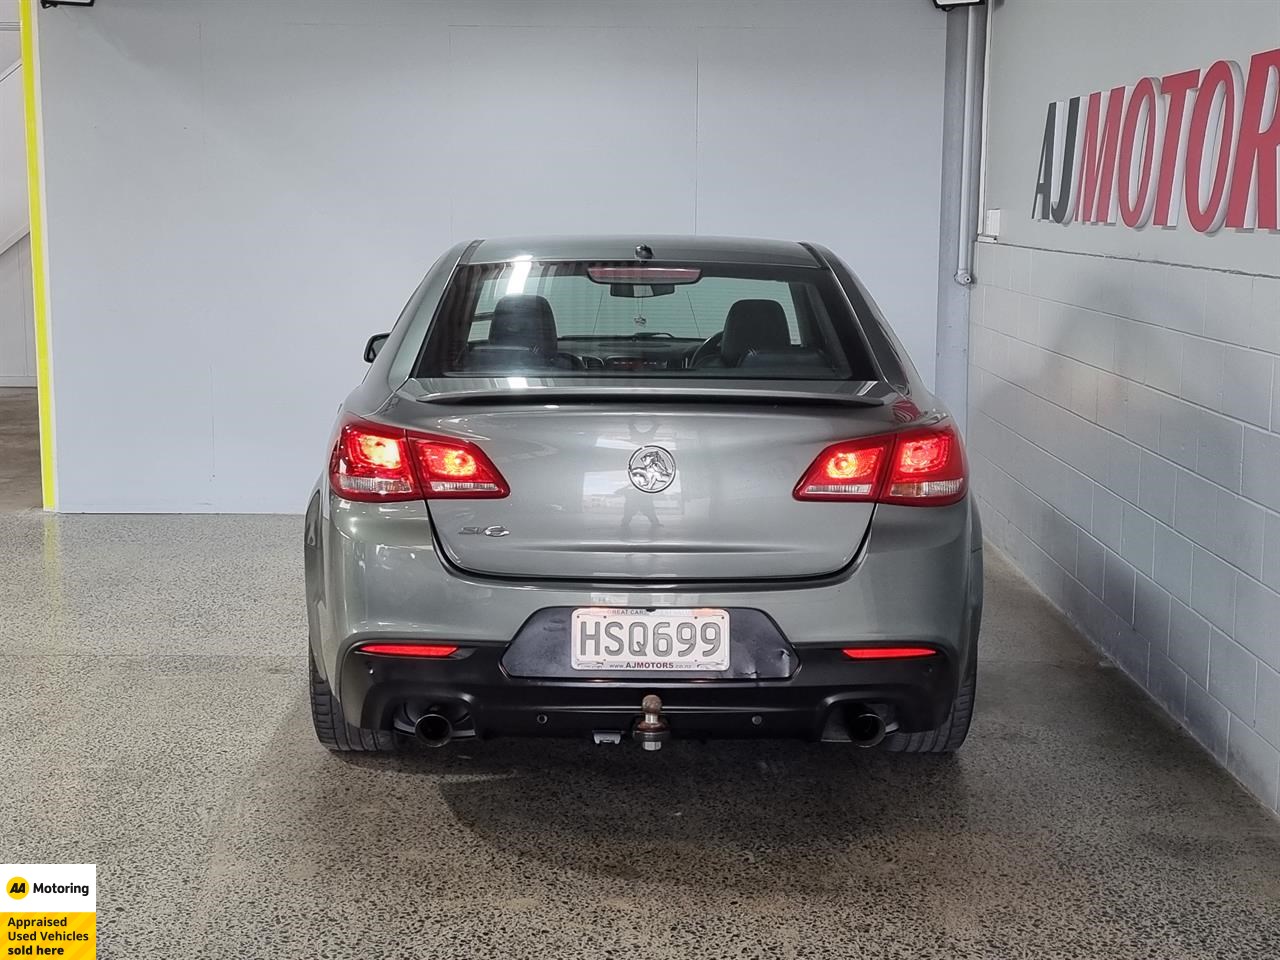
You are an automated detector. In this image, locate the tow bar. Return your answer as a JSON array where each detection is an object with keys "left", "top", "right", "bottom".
[{"left": 633, "top": 694, "right": 671, "bottom": 751}]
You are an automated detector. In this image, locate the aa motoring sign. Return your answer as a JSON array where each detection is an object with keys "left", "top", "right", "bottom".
[{"left": 1032, "top": 47, "right": 1280, "bottom": 233}]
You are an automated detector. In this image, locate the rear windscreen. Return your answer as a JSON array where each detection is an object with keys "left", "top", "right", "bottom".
[{"left": 412, "top": 261, "right": 880, "bottom": 381}]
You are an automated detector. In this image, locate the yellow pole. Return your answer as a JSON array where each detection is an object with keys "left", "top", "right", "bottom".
[{"left": 19, "top": 0, "right": 56, "bottom": 511}]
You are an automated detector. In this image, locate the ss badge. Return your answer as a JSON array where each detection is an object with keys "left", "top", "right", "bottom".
[{"left": 458, "top": 525, "right": 510, "bottom": 538}]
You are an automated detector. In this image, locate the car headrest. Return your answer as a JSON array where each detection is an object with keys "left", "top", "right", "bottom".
[
  {"left": 720, "top": 299, "right": 791, "bottom": 366},
  {"left": 490, "top": 295, "right": 558, "bottom": 355}
]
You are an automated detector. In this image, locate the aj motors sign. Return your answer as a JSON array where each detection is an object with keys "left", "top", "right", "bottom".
[{"left": 1032, "top": 47, "right": 1280, "bottom": 233}]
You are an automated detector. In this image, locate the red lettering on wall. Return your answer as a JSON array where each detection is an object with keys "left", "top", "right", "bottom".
[
  {"left": 1154, "top": 69, "right": 1201, "bottom": 227},
  {"left": 1185, "top": 60, "right": 1243, "bottom": 233},
  {"left": 1076, "top": 86, "right": 1127, "bottom": 223},
  {"left": 1225, "top": 47, "right": 1280, "bottom": 230},
  {"left": 1034, "top": 48, "right": 1278, "bottom": 233},
  {"left": 1119, "top": 77, "right": 1164, "bottom": 227}
]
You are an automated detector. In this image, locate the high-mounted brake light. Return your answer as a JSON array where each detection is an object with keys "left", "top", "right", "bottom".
[
  {"left": 586, "top": 266, "right": 702, "bottom": 284},
  {"left": 841, "top": 646, "right": 938, "bottom": 660},
  {"left": 329, "top": 416, "right": 509, "bottom": 502},
  {"left": 794, "top": 422, "right": 966, "bottom": 506},
  {"left": 359, "top": 643, "right": 459, "bottom": 658}
]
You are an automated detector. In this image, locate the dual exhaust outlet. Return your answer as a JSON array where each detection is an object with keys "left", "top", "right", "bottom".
[{"left": 411, "top": 699, "right": 888, "bottom": 748}]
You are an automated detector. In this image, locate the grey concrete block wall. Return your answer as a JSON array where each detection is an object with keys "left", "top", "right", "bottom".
[{"left": 969, "top": 241, "right": 1280, "bottom": 813}]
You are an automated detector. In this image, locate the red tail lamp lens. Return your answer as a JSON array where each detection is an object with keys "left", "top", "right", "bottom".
[
  {"left": 423, "top": 446, "right": 478, "bottom": 478},
  {"left": 794, "top": 422, "right": 966, "bottom": 506},
  {"left": 359, "top": 643, "right": 459, "bottom": 658},
  {"left": 827, "top": 448, "right": 883, "bottom": 481},
  {"left": 883, "top": 425, "right": 966, "bottom": 505},
  {"left": 793, "top": 436, "right": 891, "bottom": 500},
  {"left": 328, "top": 416, "right": 509, "bottom": 502},
  {"left": 409, "top": 438, "right": 508, "bottom": 497},
  {"left": 895, "top": 434, "right": 951, "bottom": 474},
  {"left": 330, "top": 420, "right": 417, "bottom": 501},
  {"left": 841, "top": 646, "right": 938, "bottom": 660}
]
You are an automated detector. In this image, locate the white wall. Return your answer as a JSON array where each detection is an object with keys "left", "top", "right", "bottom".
[
  {"left": 0, "top": 55, "right": 24, "bottom": 249},
  {"left": 0, "top": 1, "right": 18, "bottom": 67},
  {"left": 971, "top": 0, "right": 1280, "bottom": 812},
  {"left": 0, "top": 38, "right": 35, "bottom": 387},
  {"left": 0, "top": 235, "right": 34, "bottom": 386},
  {"left": 35, "top": 0, "right": 950, "bottom": 512}
]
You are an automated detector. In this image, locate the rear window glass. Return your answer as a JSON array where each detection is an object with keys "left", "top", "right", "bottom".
[{"left": 412, "top": 261, "right": 879, "bottom": 381}]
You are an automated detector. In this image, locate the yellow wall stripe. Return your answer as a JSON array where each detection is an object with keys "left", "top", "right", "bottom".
[{"left": 19, "top": 0, "right": 56, "bottom": 511}]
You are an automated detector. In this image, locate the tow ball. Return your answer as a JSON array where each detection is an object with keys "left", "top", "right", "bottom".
[{"left": 633, "top": 694, "right": 670, "bottom": 751}]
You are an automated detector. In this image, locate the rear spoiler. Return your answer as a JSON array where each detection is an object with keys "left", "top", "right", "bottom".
[{"left": 404, "top": 378, "right": 896, "bottom": 407}]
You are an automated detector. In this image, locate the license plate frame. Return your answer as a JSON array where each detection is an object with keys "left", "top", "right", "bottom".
[{"left": 569, "top": 607, "right": 731, "bottom": 672}]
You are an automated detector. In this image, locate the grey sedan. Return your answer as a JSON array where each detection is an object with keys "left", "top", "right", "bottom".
[{"left": 304, "top": 236, "right": 982, "bottom": 754}]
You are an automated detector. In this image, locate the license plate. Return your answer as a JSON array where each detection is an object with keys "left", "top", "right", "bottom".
[{"left": 570, "top": 608, "right": 730, "bottom": 671}]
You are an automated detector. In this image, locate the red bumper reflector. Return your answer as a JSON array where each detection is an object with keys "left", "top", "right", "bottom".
[
  {"left": 841, "top": 646, "right": 937, "bottom": 660},
  {"left": 358, "top": 643, "right": 459, "bottom": 658}
]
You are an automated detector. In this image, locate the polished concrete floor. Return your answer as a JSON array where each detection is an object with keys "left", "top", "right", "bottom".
[
  {"left": 0, "top": 387, "right": 41, "bottom": 511},
  {"left": 0, "top": 507, "right": 1278, "bottom": 959}
]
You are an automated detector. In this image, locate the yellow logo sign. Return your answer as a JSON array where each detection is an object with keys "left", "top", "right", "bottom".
[{"left": 6, "top": 876, "right": 28, "bottom": 899}]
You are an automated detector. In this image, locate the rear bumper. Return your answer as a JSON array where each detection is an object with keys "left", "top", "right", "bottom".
[
  {"left": 306, "top": 489, "right": 982, "bottom": 740},
  {"left": 339, "top": 643, "right": 957, "bottom": 740}
]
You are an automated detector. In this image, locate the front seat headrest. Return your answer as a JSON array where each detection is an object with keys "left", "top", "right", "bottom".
[
  {"left": 490, "top": 295, "right": 558, "bottom": 356},
  {"left": 720, "top": 299, "right": 791, "bottom": 366}
]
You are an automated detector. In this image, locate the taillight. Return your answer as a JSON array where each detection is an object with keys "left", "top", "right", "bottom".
[
  {"left": 792, "top": 435, "right": 891, "bottom": 501},
  {"left": 330, "top": 419, "right": 418, "bottom": 501},
  {"left": 842, "top": 646, "right": 938, "bottom": 660},
  {"left": 794, "top": 422, "right": 966, "bottom": 506},
  {"left": 882, "top": 423, "right": 966, "bottom": 505},
  {"left": 358, "top": 642, "right": 459, "bottom": 658},
  {"left": 409, "top": 437, "right": 509, "bottom": 498},
  {"left": 329, "top": 416, "right": 509, "bottom": 502}
]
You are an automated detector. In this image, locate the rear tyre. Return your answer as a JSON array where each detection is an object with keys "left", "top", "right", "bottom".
[
  {"left": 309, "top": 648, "right": 401, "bottom": 753},
  {"left": 882, "top": 653, "right": 976, "bottom": 754}
]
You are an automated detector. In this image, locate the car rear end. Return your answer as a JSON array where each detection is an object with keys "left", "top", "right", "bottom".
[{"left": 305, "top": 237, "right": 982, "bottom": 752}]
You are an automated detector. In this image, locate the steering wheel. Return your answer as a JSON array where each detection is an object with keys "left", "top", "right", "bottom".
[{"left": 689, "top": 331, "right": 723, "bottom": 368}]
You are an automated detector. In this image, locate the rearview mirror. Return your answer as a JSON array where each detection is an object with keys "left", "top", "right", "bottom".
[
  {"left": 364, "top": 333, "right": 390, "bottom": 363},
  {"left": 610, "top": 283, "right": 676, "bottom": 298}
]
